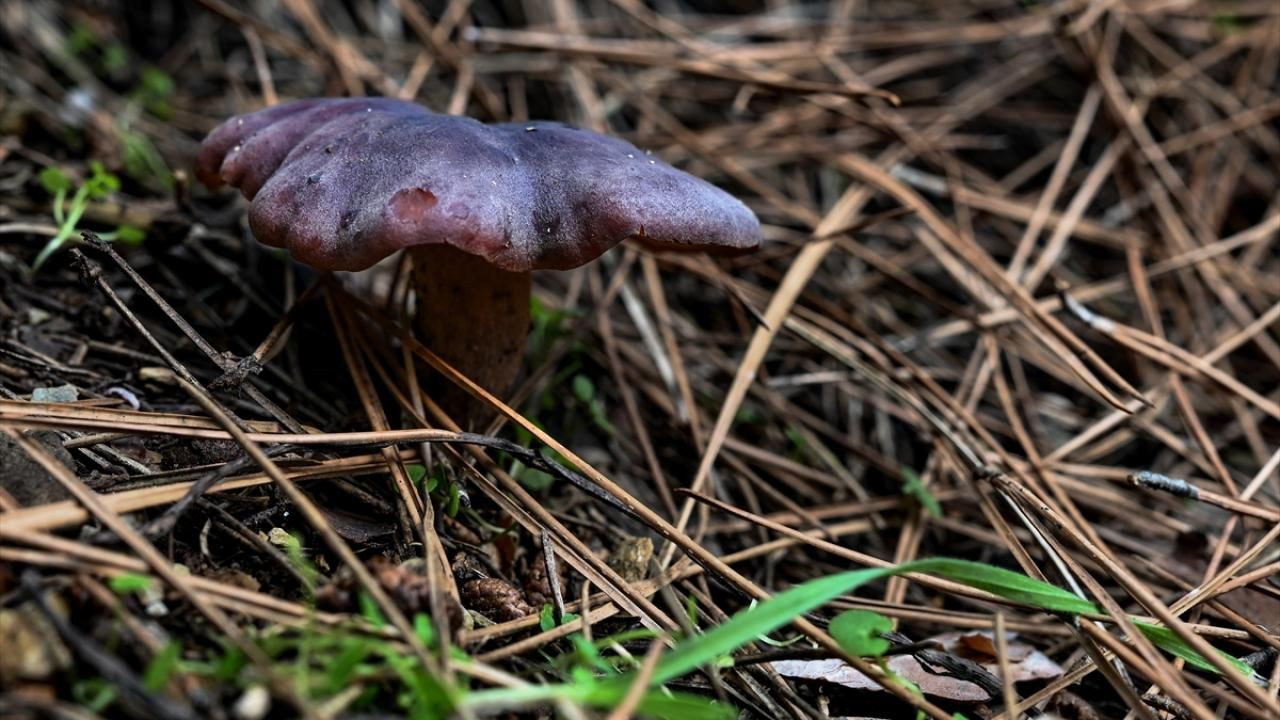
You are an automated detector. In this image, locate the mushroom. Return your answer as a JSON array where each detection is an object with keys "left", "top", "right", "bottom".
[{"left": 196, "top": 97, "right": 759, "bottom": 420}]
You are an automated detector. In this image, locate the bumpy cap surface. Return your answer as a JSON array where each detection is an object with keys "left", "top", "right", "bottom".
[{"left": 195, "top": 98, "right": 760, "bottom": 272}]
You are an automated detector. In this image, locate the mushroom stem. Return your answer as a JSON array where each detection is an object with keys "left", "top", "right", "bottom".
[{"left": 410, "top": 245, "right": 531, "bottom": 425}]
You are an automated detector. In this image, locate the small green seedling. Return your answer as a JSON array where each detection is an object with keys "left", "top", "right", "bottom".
[
  {"left": 829, "top": 608, "right": 893, "bottom": 658},
  {"left": 900, "top": 466, "right": 942, "bottom": 518},
  {"left": 35, "top": 162, "right": 144, "bottom": 269}
]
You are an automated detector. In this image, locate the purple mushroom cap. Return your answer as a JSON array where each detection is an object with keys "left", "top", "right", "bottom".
[{"left": 195, "top": 98, "right": 760, "bottom": 272}]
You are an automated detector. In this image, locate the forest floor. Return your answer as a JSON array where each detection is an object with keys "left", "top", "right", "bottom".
[{"left": 1, "top": 2, "right": 1277, "bottom": 719}]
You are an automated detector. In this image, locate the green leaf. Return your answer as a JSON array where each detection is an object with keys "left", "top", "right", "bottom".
[
  {"left": 633, "top": 690, "right": 735, "bottom": 720},
  {"left": 1134, "top": 621, "right": 1253, "bottom": 678},
  {"left": 358, "top": 591, "right": 387, "bottom": 629},
  {"left": 142, "top": 648, "right": 184, "bottom": 693},
  {"left": 114, "top": 225, "right": 146, "bottom": 246},
  {"left": 138, "top": 67, "right": 174, "bottom": 99},
  {"left": 445, "top": 480, "right": 461, "bottom": 517},
  {"left": 909, "top": 558, "right": 1099, "bottom": 615},
  {"left": 142, "top": 641, "right": 182, "bottom": 691},
  {"left": 464, "top": 683, "right": 732, "bottom": 720},
  {"left": 380, "top": 642, "right": 455, "bottom": 718},
  {"left": 109, "top": 572, "right": 154, "bottom": 594},
  {"left": 572, "top": 374, "right": 594, "bottom": 403},
  {"left": 515, "top": 464, "right": 555, "bottom": 491},
  {"left": 539, "top": 603, "right": 556, "bottom": 632},
  {"left": 406, "top": 464, "right": 427, "bottom": 486},
  {"left": 212, "top": 643, "right": 249, "bottom": 682},
  {"left": 829, "top": 609, "right": 893, "bottom": 658},
  {"left": 118, "top": 125, "right": 173, "bottom": 188},
  {"left": 72, "top": 677, "right": 118, "bottom": 712},
  {"left": 653, "top": 566, "right": 898, "bottom": 684},
  {"left": 39, "top": 166, "right": 72, "bottom": 194},
  {"left": 785, "top": 424, "right": 807, "bottom": 454},
  {"left": 66, "top": 23, "right": 96, "bottom": 54},
  {"left": 685, "top": 594, "right": 700, "bottom": 629},
  {"left": 325, "top": 637, "right": 375, "bottom": 693},
  {"left": 413, "top": 613, "right": 437, "bottom": 647},
  {"left": 102, "top": 43, "right": 127, "bottom": 71},
  {"left": 425, "top": 467, "right": 443, "bottom": 493},
  {"left": 648, "top": 557, "right": 1094, "bottom": 687},
  {"left": 555, "top": 555, "right": 1253, "bottom": 720},
  {"left": 900, "top": 466, "right": 942, "bottom": 517},
  {"left": 85, "top": 161, "right": 120, "bottom": 199}
]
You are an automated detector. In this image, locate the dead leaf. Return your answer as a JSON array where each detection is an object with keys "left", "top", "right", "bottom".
[{"left": 774, "top": 631, "right": 1061, "bottom": 702}]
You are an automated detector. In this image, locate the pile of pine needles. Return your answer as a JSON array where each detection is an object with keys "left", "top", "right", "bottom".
[{"left": 1, "top": 1, "right": 1277, "bottom": 719}]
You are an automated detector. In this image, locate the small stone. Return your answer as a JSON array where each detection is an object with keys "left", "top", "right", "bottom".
[
  {"left": 233, "top": 684, "right": 271, "bottom": 720},
  {"left": 0, "top": 594, "right": 72, "bottom": 684},
  {"left": 31, "top": 384, "right": 77, "bottom": 403},
  {"left": 607, "top": 536, "right": 654, "bottom": 583},
  {"left": 267, "top": 528, "right": 294, "bottom": 547}
]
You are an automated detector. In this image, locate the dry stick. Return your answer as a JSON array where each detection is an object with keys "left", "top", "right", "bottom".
[
  {"left": 1171, "top": 523, "right": 1280, "bottom": 618},
  {"left": 328, "top": 294, "right": 675, "bottom": 634},
  {"left": 340, "top": 315, "right": 680, "bottom": 634},
  {"left": 1136, "top": 558, "right": 1280, "bottom": 652},
  {"left": 984, "top": 469, "right": 1277, "bottom": 713},
  {"left": 0, "top": 409, "right": 626, "bottom": 510},
  {"left": 0, "top": 542, "right": 554, "bottom": 702},
  {"left": 247, "top": 276, "right": 326, "bottom": 368},
  {"left": 606, "top": 638, "right": 665, "bottom": 720},
  {"left": 344, "top": 300, "right": 465, "bottom": 649},
  {"left": 1239, "top": 448, "right": 1280, "bottom": 503},
  {"left": 470, "top": 26, "right": 897, "bottom": 102},
  {"left": 0, "top": 427, "right": 319, "bottom": 719},
  {"left": 241, "top": 25, "right": 277, "bottom": 106},
  {"left": 0, "top": 452, "right": 401, "bottom": 534},
  {"left": 882, "top": 344, "right": 989, "bottom": 605},
  {"left": 344, "top": 298, "right": 954, "bottom": 720},
  {"left": 324, "top": 293, "right": 425, "bottom": 534},
  {"left": 922, "top": 212, "right": 1280, "bottom": 346},
  {"left": 68, "top": 249, "right": 247, "bottom": 432},
  {"left": 837, "top": 154, "right": 1144, "bottom": 411},
  {"left": 169, "top": 375, "right": 444, "bottom": 681},
  {"left": 1005, "top": 83, "right": 1103, "bottom": 280},
  {"left": 1128, "top": 471, "right": 1280, "bottom": 522},
  {"left": 593, "top": 260, "right": 678, "bottom": 519},
  {"left": 769, "top": 300, "right": 1253, "bottom": 711},
  {"left": 79, "top": 237, "right": 304, "bottom": 433},
  {"left": 540, "top": 529, "right": 567, "bottom": 623},
  {"left": 191, "top": 0, "right": 325, "bottom": 69},
  {"left": 390, "top": 0, "right": 505, "bottom": 118},
  {"left": 993, "top": 612, "right": 1021, "bottom": 720},
  {"left": 1000, "top": 482, "right": 1201, "bottom": 720},
  {"left": 324, "top": 294, "right": 464, "bottom": 686},
  {"left": 677, "top": 489, "right": 1052, "bottom": 612},
  {"left": 1020, "top": 135, "right": 1130, "bottom": 291},
  {"left": 641, "top": 253, "right": 704, "bottom": 447},
  {"left": 659, "top": 51, "right": 1055, "bottom": 568},
  {"left": 1060, "top": 293, "right": 1280, "bottom": 420},
  {"left": 17, "top": 570, "right": 199, "bottom": 720},
  {"left": 986, "top": 341, "right": 1113, "bottom": 575},
  {"left": 664, "top": 241, "right": 841, "bottom": 559}
]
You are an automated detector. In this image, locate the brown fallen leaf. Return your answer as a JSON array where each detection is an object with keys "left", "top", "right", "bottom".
[{"left": 939, "top": 631, "right": 1063, "bottom": 682}]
